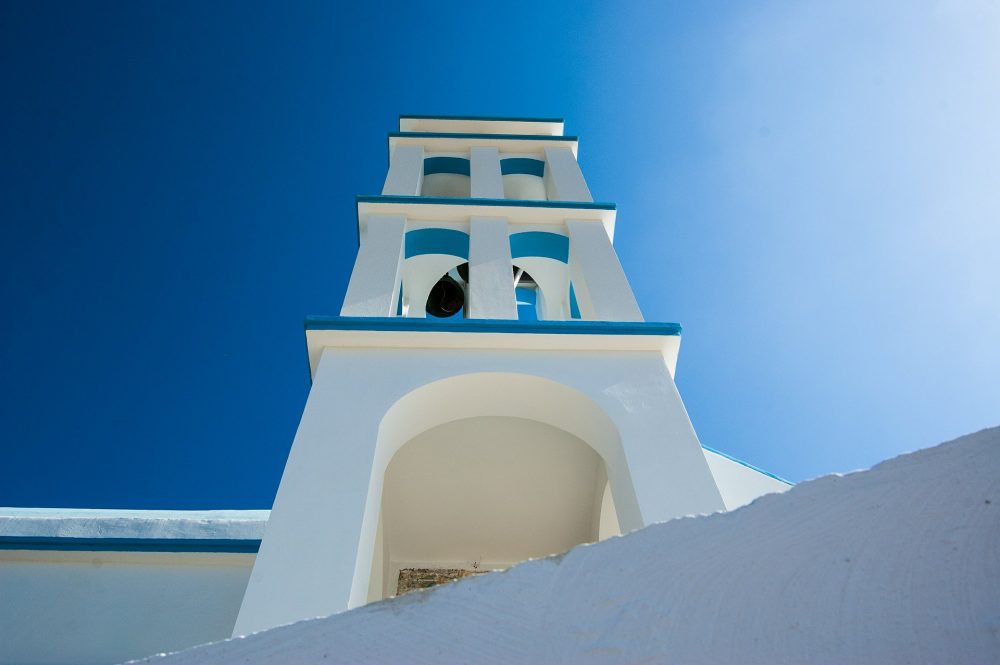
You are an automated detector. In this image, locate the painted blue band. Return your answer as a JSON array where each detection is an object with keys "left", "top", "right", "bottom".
[
  {"left": 405, "top": 228, "right": 470, "bottom": 259},
  {"left": 423, "top": 156, "right": 470, "bottom": 176},
  {"left": 357, "top": 195, "right": 615, "bottom": 211},
  {"left": 0, "top": 536, "right": 262, "bottom": 554},
  {"left": 510, "top": 231, "right": 569, "bottom": 263},
  {"left": 501, "top": 158, "right": 545, "bottom": 177},
  {"left": 305, "top": 316, "right": 681, "bottom": 337},
  {"left": 400, "top": 114, "right": 563, "bottom": 123},
  {"left": 569, "top": 282, "right": 581, "bottom": 319},
  {"left": 701, "top": 445, "right": 794, "bottom": 485},
  {"left": 392, "top": 132, "right": 576, "bottom": 142}
]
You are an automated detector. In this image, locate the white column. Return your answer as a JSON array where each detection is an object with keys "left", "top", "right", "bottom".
[
  {"left": 544, "top": 147, "right": 593, "bottom": 202},
  {"left": 340, "top": 215, "right": 405, "bottom": 317},
  {"left": 233, "top": 351, "right": 383, "bottom": 636},
  {"left": 381, "top": 145, "right": 424, "bottom": 196},
  {"left": 470, "top": 147, "right": 504, "bottom": 199},
  {"left": 468, "top": 217, "right": 517, "bottom": 319},
  {"left": 567, "top": 220, "right": 643, "bottom": 322}
]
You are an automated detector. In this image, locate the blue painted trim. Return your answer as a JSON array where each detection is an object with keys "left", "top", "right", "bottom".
[
  {"left": 305, "top": 316, "right": 681, "bottom": 337},
  {"left": 392, "top": 132, "right": 576, "bottom": 142},
  {"left": 569, "top": 282, "right": 581, "bottom": 319},
  {"left": 400, "top": 114, "right": 563, "bottom": 123},
  {"left": 405, "top": 228, "right": 470, "bottom": 259},
  {"left": 701, "top": 445, "right": 794, "bottom": 486},
  {"left": 423, "top": 156, "right": 470, "bottom": 176},
  {"left": 0, "top": 536, "right": 261, "bottom": 553},
  {"left": 501, "top": 158, "right": 545, "bottom": 177},
  {"left": 357, "top": 195, "right": 615, "bottom": 211},
  {"left": 510, "top": 231, "right": 569, "bottom": 263}
]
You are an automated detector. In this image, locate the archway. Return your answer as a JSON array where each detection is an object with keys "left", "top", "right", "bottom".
[{"left": 351, "top": 372, "right": 639, "bottom": 605}]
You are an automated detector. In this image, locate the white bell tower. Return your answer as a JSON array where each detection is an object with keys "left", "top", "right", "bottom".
[{"left": 233, "top": 115, "right": 785, "bottom": 636}]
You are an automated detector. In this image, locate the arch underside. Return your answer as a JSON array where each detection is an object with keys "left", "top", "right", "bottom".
[{"left": 356, "top": 372, "right": 634, "bottom": 604}]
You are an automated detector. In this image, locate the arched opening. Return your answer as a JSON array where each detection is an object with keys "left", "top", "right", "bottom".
[
  {"left": 355, "top": 373, "right": 635, "bottom": 605},
  {"left": 375, "top": 416, "right": 617, "bottom": 599}
]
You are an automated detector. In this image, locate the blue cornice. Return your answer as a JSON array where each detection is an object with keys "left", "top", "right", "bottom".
[
  {"left": 304, "top": 316, "right": 681, "bottom": 337},
  {"left": 400, "top": 114, "right": 564, "bottom": 123},
  {"left": 356, "top": 195, "right": 614, "bottom": 210},
  {"left": 391, "top": 131, "right": 577, "bottom": 142},
  {"left": 702, "top": 446, "right": 793, "bottom": 485},
  {"left": 0, "top": 536, "right": 261, "bottom": 553}
]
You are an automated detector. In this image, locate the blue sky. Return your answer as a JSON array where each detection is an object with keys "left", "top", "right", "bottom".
[{"left": 1, "top": 1, "right": 997, "bottom": 509}]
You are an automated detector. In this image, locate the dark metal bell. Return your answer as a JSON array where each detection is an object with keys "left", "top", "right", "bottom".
[{"left": 425, "top": 275, "right": 465, "bottom": 318}]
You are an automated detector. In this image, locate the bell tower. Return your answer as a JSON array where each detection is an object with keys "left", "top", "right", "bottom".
[{"left": 233, "top": 116, "right": 778, "bottom": 636}]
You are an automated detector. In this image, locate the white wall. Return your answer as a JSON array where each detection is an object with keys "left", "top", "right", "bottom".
[
  {"left": 703, "top": 448, "right": 791, "bottom": 510},
  {"left": 378, "top": 416, "right": 608, "bottom": 599},
  {"left": 233, "top": 347, "right": 726, "bottom": 636},
  {"left": 140, "top": 427, "right": 1000, "bottom": 665},
  {"left": 0, "top": 549, "right": 254, "bottom": 665}
]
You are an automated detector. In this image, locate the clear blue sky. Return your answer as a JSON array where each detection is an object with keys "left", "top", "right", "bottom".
[{"left": 1, "top": 1, "right": 997, "bottom": 509}]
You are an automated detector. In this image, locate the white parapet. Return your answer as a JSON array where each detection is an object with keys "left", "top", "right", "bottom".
[
  {"left": 340, "top": 215, "right": 405, "bottom": 317},
  {"left": 381, "top": 145, "right": 424, "bottom": 196},
  {"left": 145, "top": 427, "right": 1000, "bottom": 665},
  {"left": 468, "top": 217, "right": 517, "bottom": 319},
  {"left": 470, "top": 147, "right": 504, "bottom": 199},
  {"left": 543, "top": 146, "right": 593, "bottom": 202},
  {"left": 566, "top": 220, "right": 643, "bottom": 322}
]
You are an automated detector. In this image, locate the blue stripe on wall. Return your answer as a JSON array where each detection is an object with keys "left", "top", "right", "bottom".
[
  {"left": 501, "top": 158, "right": 545, "bottom": 177},
  {"left": 423, "top": 156, "right": 470, "bottom": 176},
  {"left": 569, "top": 282, "right": 581, "bottom": 319},
  {"left": 0, "top": 536, "right": 261, "bottom": 554},
  {"left": 405, "top": 228, "right": 470, "bottom": 259},
  {"left": 509, "top": 231, "right": 569, "bottom": 263}
]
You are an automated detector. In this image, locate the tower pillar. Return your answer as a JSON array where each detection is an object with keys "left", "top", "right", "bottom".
[
  {"left": 382, "top": 145, "right": 424, "bottom": 196},
  {"left": 470, "top": 147, "right": 504, "bottom": 199},
  {"left": 544, "top": 146, "right": 593, "bottom": 202},
  {"left": 567, "top": 220, "right": 643, "bottom": 322},
  {"left": 340, "top": 215, "right": 405, "bottom": 317},
  {"left": 468, "top": 217, "right": 517, "bottom": 319}
]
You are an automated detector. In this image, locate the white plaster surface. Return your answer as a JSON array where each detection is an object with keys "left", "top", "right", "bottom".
[
  {"left": 143, "top": 426, "right": 1000, "bottom": 665},
  {"left": 470, "top": 147, "right": 503, "bottom": 199},
  {"left": 567, "top": 220, "right": 643, "bottom": 322},
  {"left": 381, "top": 144, "right": 423, "bottom": 196},
  {"left": 0, "top": 508, "right": 267, "bottom": 540},
  {"left": 232, "top": 351, "right": 724, "bottom": 635},
  {"left": 340, "top": 215, "right": 405, "bottom": 317},
  {"left": 543, "top": 146, "right": 593, "bottom": 202},
  {"left": 0, "top": 510, "right": 267, "bottom": 665},
  {"left": 468, "top": 216, "right": 517, "bottom": 319},
  {"left": 703, "top": 449, "right": 791, "bottom": 510}
]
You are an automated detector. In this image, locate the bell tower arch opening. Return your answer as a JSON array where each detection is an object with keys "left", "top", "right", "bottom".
[{"left": 356, "top": 372, "right": 634, "bottom": 604}]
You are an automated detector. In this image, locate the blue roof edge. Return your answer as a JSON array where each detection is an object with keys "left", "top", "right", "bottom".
[
  {"left": 0, "top": 535, "right": 261, "bottom": 553},
  {"left": 304, "top": 316, "right": 681, "bottom": 337},
  {"left": 702, "top": 445, "right": 794, "bottom": 486}
]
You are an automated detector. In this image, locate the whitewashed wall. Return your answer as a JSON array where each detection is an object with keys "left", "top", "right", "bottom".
[{"left": 0, "top": 509, "right": 266, "bottom": 665}]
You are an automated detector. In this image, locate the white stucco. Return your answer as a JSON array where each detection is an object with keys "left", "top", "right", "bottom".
[
  {"left": 398, "top": 116, "right": 564, "bottom": 136},
  {"left": 381, "top": 144, "right": 423, "bottom": 196},
  {"left": 468, "top": 216, "right": 517, "bottom": 319},
  {"left": 470, "top": 147, "right": 503, "bottom": 199},
  {"left": 233, "top": 347, "right": 727, "bottom": 636},
  {"left": 703, "top": 448, "right": 791, "bottom": 510},
  {"left": 566, "top": 220, "right": 643, "bottom": 322},
  {"left": 543, "top": 146, "right": 593, "bottom": 202},
  {"left": 143, "top": 427, "right": 1000, "bottom": 665},
  {"left": 0, "top": 510, "right": 267, "bottom": 665},
  {"left": 378, "top": 416, "right": 613, "bottom": 598},
  {"left": 340, "top": 215, "right": 405, "bottom": 317}
]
